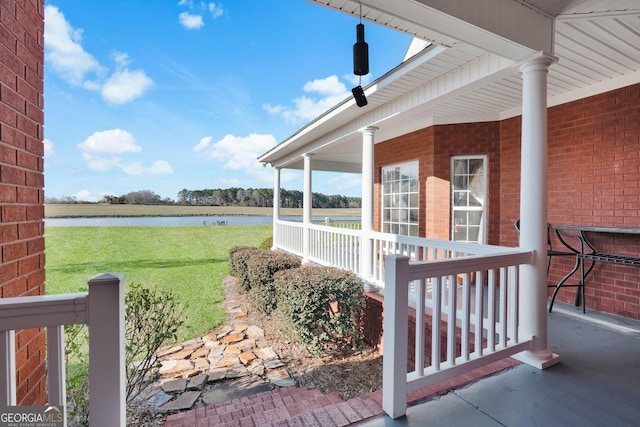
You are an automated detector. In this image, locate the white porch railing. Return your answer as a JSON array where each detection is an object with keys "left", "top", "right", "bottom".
[
  {"left": 273, "top": 220, "right": 519, "bottom": 284},
  {"left": 382, "top": 251, "right": 534, "bottom": 418},
  {"left": 273, "top": 219, "right": 535, "bottom": 418},
  {"left": 0, "top": 273, "right": 125, "bottom": 427}
]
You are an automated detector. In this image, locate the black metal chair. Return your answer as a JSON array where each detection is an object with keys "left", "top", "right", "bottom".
[{"left": 514, "top": 220, "right": 582, "bottom": 312}]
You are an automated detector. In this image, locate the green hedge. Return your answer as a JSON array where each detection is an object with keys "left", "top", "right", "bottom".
[
  {"left": 228, "top": 246, "right": 262, "bottom": 291},
  {"left": 274, "top": 266, "right": 364, "bottom": 354},
  {"left": 246, "top": 251, "right": 301, "bottom": 314}
]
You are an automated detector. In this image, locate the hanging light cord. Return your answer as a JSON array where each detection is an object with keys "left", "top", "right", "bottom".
[{"left": 359, "top": 2, "right": 363, "bottom": 86}]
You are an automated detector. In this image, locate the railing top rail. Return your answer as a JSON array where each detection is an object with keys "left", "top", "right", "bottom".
[
  {"left": 0, "top": 293, "right": 89, "bottom": 331},
  {"left": 372, "top": 231, "right": 517, "bottom": 255},
  {"left": 388, "top": 250, "right": 534, "bottom": 280},
  {"left": 275, "top": 218, "right": 304, "bottom": 226},
  {"left": 307, "top": 222, "right": 362, "bottom": 236}
]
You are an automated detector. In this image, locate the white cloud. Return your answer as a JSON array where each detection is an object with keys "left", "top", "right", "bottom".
[
  {"left": 78, "top": 129, "right": 171, "bottom": 176},
  {"left": 303, "top": 75, "right": 347, "bottom": 96},
  {"left": 44, "top": 6, "right": 153, "bottom": 105},
  {"left": 193, "top": 133, "right": 277, "bottom": 172},
  {"left": 179, "top": 12, "right": 205, "bottom": 30},
  {"left": 178, "top": 2, "right": 223, "bottom": 30},
  {"left": 209, "top": 3, "right": 224, "bottom": 18},
  {"left": 263, "top": 75, "right": 350, "bottom": 123},
  {"left": 44, "top": 5, "right": 102, "bottom": 86},
  {"left": 79, "top": 129, "right": 141, "bottom": 154},
  {"left": 193, "top": 136, "right": 213, "bottom": 152},
  {"left": 195, "top": 133, "right": 275, "bottom": 187},
  {"left": 101, "top": 69, "right": 154, "bottom": 105},
  {"left": 44, "top": 138, "right": 55, "bottom": 158},
  {"left": 73, "top": 189, "right": 112, "bottom": 203}
]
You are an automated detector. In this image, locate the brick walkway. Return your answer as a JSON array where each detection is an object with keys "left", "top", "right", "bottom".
[{"left": 163, "top": 358, "right": 519, "bottom": 427}]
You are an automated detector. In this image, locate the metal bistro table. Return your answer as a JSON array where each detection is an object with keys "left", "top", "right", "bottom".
[{"left": 548, "top": 225, "right": 640, "bottom": 313}]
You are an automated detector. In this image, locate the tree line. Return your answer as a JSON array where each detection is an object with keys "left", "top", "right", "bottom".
[
  {"left": 176, "top": 188, "right": 361, "bottom": 208},
  {"left": 46, "top": 188, "right": 361, "bottom": 209}
]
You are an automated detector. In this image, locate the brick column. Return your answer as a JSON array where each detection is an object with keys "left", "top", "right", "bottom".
[{"left": 0, "top": 0, "right": 47, "bottom": 405}]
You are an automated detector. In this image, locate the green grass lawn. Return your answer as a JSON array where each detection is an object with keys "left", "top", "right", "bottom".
[{"left": 45, "top": 225, "right": 272, "bottom": 343}]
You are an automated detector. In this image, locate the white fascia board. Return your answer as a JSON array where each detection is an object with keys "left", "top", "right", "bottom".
[
  {"left": 258, "top": 45, "right": 448, "bottom": 166},
  {"left": 364, "top": 0, "right": 554, "bottom": 59}
]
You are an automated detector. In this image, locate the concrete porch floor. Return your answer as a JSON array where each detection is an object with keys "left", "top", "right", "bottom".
[{"left": 359, "top": 301, "right": 640, "bottom": 426}]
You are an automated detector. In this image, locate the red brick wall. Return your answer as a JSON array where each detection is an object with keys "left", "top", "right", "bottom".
[
  {"left": 545, "top": 84, "right": 640, "bottom": 318},
  {"left": 375, "top": 84, "right": 640, "bottom": 320},
  {"left": 374, "top": 127, "right": 435, "bottom": 238},
  {"left": 0, "top": 0, "right": 46, "bottom": 405},
  {"left": 496, "top": 85, "right": 640, "bottom": 318},
  {"left": 374, "top": 122, "right": 501, "bottom": 243}
]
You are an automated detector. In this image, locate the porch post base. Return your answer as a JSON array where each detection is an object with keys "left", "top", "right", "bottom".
[{"left": 513, "top": 349, "right": 560, "bottom": 369}]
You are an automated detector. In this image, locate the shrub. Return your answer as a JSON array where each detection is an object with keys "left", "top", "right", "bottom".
[
  {"left": 64, "top": 284, "right": 185, "bottom": 426},
  {"left": 275, "top": 266, "right": 365, "bottom": 354},
  {"left": 125, "top": 283, "right": 185, "bottom": 402},
  {"left": 258, "top": 236, "right": 273, "bottom": 250},
  {"left": 246, "top": 251, "right": 301, "bottom": 314},
  {"left": 228, "top": 246, "right": 261, "bottom": 290}
]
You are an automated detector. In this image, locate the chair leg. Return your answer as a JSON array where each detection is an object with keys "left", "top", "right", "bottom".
[{"left": 548, "top": 255, "right": 581, "bottom": 313}]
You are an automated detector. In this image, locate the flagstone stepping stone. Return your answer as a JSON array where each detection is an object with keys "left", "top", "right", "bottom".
[
  {"left": 225, "top": 344, "right": 241, "bottom": 354},
  {"left": 172, "top": 349, "right": 194, "bottom": 360},
  {"left": 245, "top": 325, "right": 265, "bottom": 339},
  {"left": 162, "top": 378, "right": 187, "bottom": 393},
  {"left": 236, "top": 338, "right": 256, "bottom": 352},
  {"left": 216, "top": 326, "right": 234, "bottom": 339},
  {"left": 239, "top": 351, "right": 256, "bottom": 365},
  {"left": 267, "top": 367, "right": 295, "bottom": 387},
  {"left": 255, "top": 347, "right": 278, "bottom": 360},
  {"left": 226, "top": 365, "right": 251, "bottom": 379},
  {"left": 187, "top": 373, "right": 208, "bottom": 391},
  {"left": 159, "top": 359, "right": 192, "bottom": 376},
  {"left": 264, "top": 358, "right": 285, "bottom": 369},
  {"left": 191, "top": 347, "right": 209, "bottom": 359},
  {"left": 208, "top": 367, "right": 227, "bottom": 381},
  {"left": 160, "top": 391, "right": 201, "bottom": 411},
  {"left": 208, "top": 346, "right": 225, "bottom": 357},
  {"left": 222, "top": 332, "right": 245, "bottom": 344},
  {"left": 153, "top": 391, "right": 173, "bottom": 407},
  {"left": 194, "top": 358, "right": 209, "bottom": 371},
  {"left": 212, "top": 354, "right": 239, "bottom": 368},
  {"left": 156, "top": 345, "right": 183, "bottom": 358},
  {"left": 247, "top": 360, "right": 265, "bottom": 376},
  {"left": 231, "top": 323, "right": 249, "bottom": 332},
  {"left": 202, "top": 377, "right": 272, "bottom": 406},
  {"left": 233, "top": 310, "right": 248, "bottom": 319}
]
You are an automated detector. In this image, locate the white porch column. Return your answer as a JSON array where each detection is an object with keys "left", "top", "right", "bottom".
[
  {"left": 272, "top": 167, "right": 281, "bottom": 250},
  {"left": 302, "top": 153, "right": 313, "bottom": 264},
  {"left": 514, "top": 54, "right": 560, "bottom": 369},
  {"left": 360, "top": 126, "right": 378, "bottom": 281}
]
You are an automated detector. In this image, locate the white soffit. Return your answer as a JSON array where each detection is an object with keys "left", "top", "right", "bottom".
[{"left": 261, "top": 1, "right": 640, "bottom": 171}]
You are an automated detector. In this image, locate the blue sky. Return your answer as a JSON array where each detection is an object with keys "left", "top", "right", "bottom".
[{"left": 43, "top": 1, "right": 412, "bottom": 202}]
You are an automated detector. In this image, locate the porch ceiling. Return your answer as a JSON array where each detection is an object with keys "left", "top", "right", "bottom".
[{"left": 258, "top": 0, "right": 640, "bottom": 171}]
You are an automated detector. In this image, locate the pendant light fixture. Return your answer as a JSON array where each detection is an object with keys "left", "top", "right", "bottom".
[{"left": 352, "top": 2, "right": 368, "bottom": 107}]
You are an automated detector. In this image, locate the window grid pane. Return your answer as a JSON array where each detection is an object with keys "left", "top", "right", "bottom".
[
  {"left": 382, "top": 162, "right": 419, "bottom": 237},
  {"left": 451, "top": 156, "right": 486, "bottom": 244}
]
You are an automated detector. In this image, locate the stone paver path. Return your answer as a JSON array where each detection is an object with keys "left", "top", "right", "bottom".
[{"left": 134, "top": 307, "right": 296, "bottom": 413}]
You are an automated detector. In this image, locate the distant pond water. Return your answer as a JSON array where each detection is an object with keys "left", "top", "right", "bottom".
[{"left": 44, "top": 215, "right": 360, "bottom": 227}]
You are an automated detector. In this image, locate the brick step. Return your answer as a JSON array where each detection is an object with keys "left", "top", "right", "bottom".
[{"left": 163, "top": 386, "right": 383, "bottom": 427}]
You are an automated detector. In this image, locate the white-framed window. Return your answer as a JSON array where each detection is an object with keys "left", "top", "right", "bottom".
[
  {"left": 381, "top": 161, "right": 419, "bottom": 236},
  {"left": 451, "top": 155, "right": 487, "bottom": 244}
]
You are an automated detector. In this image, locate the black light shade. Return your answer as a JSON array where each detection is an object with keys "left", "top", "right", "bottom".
[
  {"left": 352, "top": 85, "right": 367, "bottom": 107},
  {"left": 353, "top": 23, "right": 369, "bottom": 76}
]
